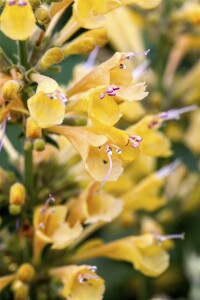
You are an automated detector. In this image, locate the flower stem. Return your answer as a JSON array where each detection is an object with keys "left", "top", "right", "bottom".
[
  {"left": 24, "top": 147, "right": 34, "bottom": 203},
  {"left": 18, "top": 40, "right": 29, "bottom": 69}
]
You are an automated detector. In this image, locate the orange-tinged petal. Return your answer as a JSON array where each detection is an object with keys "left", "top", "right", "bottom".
[{"left": 0, "top": 0, "right": 35, "bottom": 40}]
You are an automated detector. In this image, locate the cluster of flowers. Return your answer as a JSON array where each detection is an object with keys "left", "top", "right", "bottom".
[{"left": 0, "top": 0, "right": 199, "bottom": 299}]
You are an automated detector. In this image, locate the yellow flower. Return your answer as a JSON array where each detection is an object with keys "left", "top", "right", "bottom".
[
  {"left": 73, "top": 0, "right": 162, "bottom": 29},
  {"left": 68, "top": 183, "right": 123, "bottom": 225},
  {"left": 63, "top": 28, "right": 107, "bottom": 57},
  {"left": 49, "top": 123, "right": 141, "bottom": 184},
  {"left": 49, "top": 265, "right": 105, "bottom": 300},
  {"left": 0, "top": 0, "right": 35, "bottom": 40},
  {"left": 127, "top": 115, "right": 172, "bottom": 157},
  {"left": 70, "top": 233, "right": 169, "bottom": 277},
  {"left": 122, "top": 173, "right": 166, "bottom": 212},
  {"left": 67, "top": 51, "right": 147, "bottom": 97},
  {"left": 33, "top": 203, "right": 82, "bottom": 261},
  {"left": 27, "top": 74, "right": 67, "bottom": 128}
]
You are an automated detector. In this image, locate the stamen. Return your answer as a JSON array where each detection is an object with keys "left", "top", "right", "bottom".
[
  {"left": 38, "top": 222, "right": 45, "bottom": 229},
  {"left": 78, "top": 272, "right": 99, "bottom": 284},
  {"left": 110, "top": 144, "right": 122, "bottom": 154},
  {"left": 156, "top": 160, "right": 181, "bottom": 179},
  {"left": 46, "top": 90, "right": 68, "bottom": 105},
  {"left": 159, "top": 105, "right": 197, "bottom": 121},
  {"left": 156, "top": 233, "right": 185, "bottom": 243},
  {"left": 132, "top": 60, "right": 150, "bottom": 79},
  {"left": 17, "top": 0, "right": 27, "bottom": 6},
  {"left": 87, "top": 266, "right": 97, "bottom": 272},
  {"left": 106, "top": 87, "right": 114, "bottom": 93},
  {"left": 126, "top": 135, "right": 143, "bottom": 148},
  {"left": 40, "top": 194, "right": 55, "bottom": 215},
  {"left": 119, "top": 63, "right": 127, "bottom": 69},
  {"left": 107, "top": 92, "right": 116, "bottom": 96},
  {"left": 112, "top": 86, "right": 120, "bottom": 91},
  {"left": 0, "top": 116, "right": 9, "bottom": 153},
  {"left": 9, "top": 0, "right": 15, "bottom": 5},
  {"left": 99, "top": 92, "right": 106, "bottom": 100},
  {"left": 126, "top": 49, "right": 150, "bottom": 60},
  {"left": 85, "top": 46, "right": 99, "bottom": 69}
]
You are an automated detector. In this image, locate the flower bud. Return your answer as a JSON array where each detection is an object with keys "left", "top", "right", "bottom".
[
  {"left": 38, "top": 47, "right": 64, "bottom": 70},
  {"left": 9, "top": 204, "right": 22, "bottom": 215},
  {"left": 2, "top": 80, "right": 20, "bottom": 101},
  {"left": 33, "top": 138, "right": 45, "bottom": 151},
  {"left": 35, "top": 7, "right": 51, "bottom": 25},
  {"left": 17, "top": 263, "right": 35, "bottom": 283},
  {"left": 11, "top": 280, "right": 29, "bottom": 300},
  {"left": 26, "top": 117, "right": 42, "bottom": 139},
  {"left": 24, "top": 140, "right": 33, "bottom": 152},
  {"left": 9, "top": 183, "right": 26, "bottom": 205},
  {"left": 29, "top": 0, "right": 41, "bottom": 9}
]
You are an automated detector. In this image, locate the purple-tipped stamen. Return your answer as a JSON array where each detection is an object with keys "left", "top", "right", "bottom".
[
  {"left": 159, "top": 105, "right": 197, "bottom": 121},
  {"left": 156, "top": 159, "right": 181, "bottom": 179},
  {"left": 126, "top": 49, "right": 150, "bottom": 59}
]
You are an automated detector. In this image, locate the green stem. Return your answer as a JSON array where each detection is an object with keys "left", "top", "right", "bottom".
[
  {"left": 18, "top": 40, "right": 29, "bottom": 69},
  {"left": 24, "top": 147, "right": 34, "bottom": 203}
]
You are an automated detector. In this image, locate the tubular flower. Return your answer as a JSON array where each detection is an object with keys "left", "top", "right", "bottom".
[
  {"left": 73, "top": 0, "right": 162, "bottom": 29},
  {"left": 70, "top": 233, "right": 169, "bottom": 277},
  {"left": 67, "top": 51, "right": 148, "bottom": 97},
  {"left": 63, "top": 28, "right": 108, "bottom": 57},
  {"left": 49, "top": 265, "right": 105, "bottom": 300},
  {"left": 33, "top": 203, "right": 83, "bottom": 261},
  {"left": 67, "top": 51, "right": 148, "bottom": 126},
  {"left": 49, "top": 123, "right": 142, "bottom": 184},
  {"left": 67, "top": 183, "right": 123, "bottom": 226},
  {"left": 0, "top": 0, "right": 36, "bottom": 40},
  {"left": 127, "top": 115, "right": 172, "bottom": 157},
  {"left": 27, "top": 74, "right": 67, "bottom": 128}
]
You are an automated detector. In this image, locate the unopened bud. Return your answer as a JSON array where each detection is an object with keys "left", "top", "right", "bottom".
[
  {"left": 17, "top": 263, "right": 35, "bottom": 283},
  {"left": 11, "top": 280, "right": 29, "bottom": 300},
  {"left": 24, "top": 140, "right": 33, "bottom": 152},
  {"left": 38, "top": 47, "right": 64, "bottom": 69},
  {"left": 9, "top": 204, "right": 22, "bottom": 215},
  {"left": 9, "top": 183, "right": 26, "bottom": 205},
  {"left": 35, "top": 8, "right": 51, "bottom": 25},
  {"left": 33, "top": 138, "right": 45, "bottom": 151},
  {"left": 2, "top": 80, "right": 20, "bottom": 101},
  {"left": 29, "top": 0, "right": 41, "bottom": 9},
  {"left": 26, "top": 117, "right": 42, "bottom": 139}
]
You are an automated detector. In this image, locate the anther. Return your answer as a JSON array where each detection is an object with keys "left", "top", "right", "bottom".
[
  {"left": 38, "top": 222, "right": 45, "bottom": 229},
  {"left": 99, "top": 92, "right": 106, "bottom": 100},
  {"left": 9, "top": 0, "right": 15, "bottom": 5},
  {"left": 40, "top": 194, "right": 55, "bottom": 215},
  {"left": 17, "top": 0, "right": 27, "bottom": 6},
  {"left": 119, "top": 63, "right": 127, "bottom": 69},
  {"left": 126, "top": 49, "right": 150, "bottom": 59},
  {"left": 87, "top": 266, "right": 97, "bottom": 272},
  {"left": 107, "top": 92, "right": 116, "bottom": 97}
]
